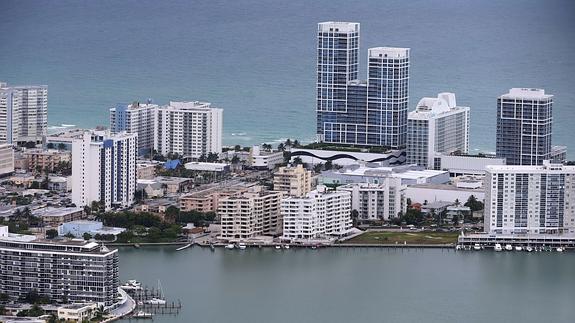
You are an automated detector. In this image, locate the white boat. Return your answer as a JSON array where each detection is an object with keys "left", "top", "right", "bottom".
[
  {"left": 455, "top": 245, "right": 462, "bottom": 250},
  {"left": 238, "top": 243, "right": 246, "bottom": 250},
  {"left": 120, "top": 280, "right": 142, "bottom": 290},
  {"left": 225, "top": 244, "right": 235, "bottom": 249},
  {"left": 283, "top": 245, "right": 290, "bottom": 249},
  {"left": 494, "top": 244, "right": 503, "bottom": 252},
  {"left": 505, "top": 244, "right": 513, "bottom": 251},
  {"left": 473, "top": 243, "right": 481, "bottom": 251},
  {"left": 275, "top": 245, "right": 281, "bottom": 250},
  {"left": 176, "top": 243, "right": 192, "bottom": 251},
  {"left": 556, "top": 247, "right": 564, "bottom": 252},
  {"left": 146, "top": 297, "right": 166, "bottom": 305},
  {"left": 526, "top": 246, "right": 533, "bottom": 252},
  {"left": 132, "top": 311, "right": 153, "bottom": 319},
  {"left": 515, "top": 246, "right": 523, "bottom": 251}
]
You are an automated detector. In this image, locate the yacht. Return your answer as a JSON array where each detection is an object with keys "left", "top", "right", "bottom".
[
  {"left": 225, "top": 244, "right": 235, "bottom": 249},
  {"left": 275, "top": 245, "right": 281, "bottom": 250},
  {"left": 132, "top": 311, "right": 153, "bottom": 319},
  {"left": 494, "top": 244, "right": 503, "bottom": 252},
  {"left": 238, "top": 243, "right": 247, "bottom": 250},
  {"left": 515, "top": 246, "right": 523, "bottom": 251},
  {"left": 504, "top": 244, "right": 513, "bottom": 251},
  {"left": 120, "top": 280, "right": 142, "bottom": 291},
  {"left": 473, "top": 243, "right": 481, "bottom": 251},
  {"left": 526, "top": 246, "right": 533, "bottom": 252},
  {"left": 556, "top": 247, "right": 564, "bottom": 252},
  {"left": 146, "top": 297, "right": 167, "bottom": 305},
  {"left": 283, "top": 245, "right": 290, "bottom": 249}
]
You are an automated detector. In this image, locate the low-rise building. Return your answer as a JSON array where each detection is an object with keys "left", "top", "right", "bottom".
[
  {"left": 218, "top": 187, "right": 284, "bottom": 241},
  {"left": 340, "top": 179, "right": 406, "bottom": 221},
  {"left": 273, "top": 164, "right": 313, "bottom": 197},
  {"left": 57, "top": 303, "right": 98, "bottom": 322},
  {"left": 58, "top": 220, "right": 125, "bottom": 237},
  {"left": 47, "top": 175, "right": 71, "bottom": 191},
  {"left": 21, "top": 149, "right": 71, "bottom": 172},
  {"left": 136, "top": 161, "right": 161, "bottom": 179},
  {"left": 0, "top": 144, "right": 14, "bottom": 177},
  {"left": 8, "top": 173, "right": 36, "bottom": 187},
  {"left": 432, "top": 153, "right": 506, "bottom": 177},
  {"left": 34, "top": 207, "right": 84, "bottom": 227},
  {"left": 179, "top": 185, "right": 250, "bottom": 213},
  {"left": 321, "top": 163, "right": 449, "bottom": 186},
  {"left": 405, "top": 182, "right": 484, "bottom": 205},
  {"left": 289, "top": 148, "right": 405, "bottom": 167},
  {"left": 134, "top": 198, "right": 178, "bottom": 215},
  {"left": 0, "top": 225, "right": 119, "bottom": 306},
  {"left": 184, "top": 161, "right": 230, "bottom": 172},
  {"left": 281, "top": 186, "right": 352, "bottom": 241},
  {"left": 249, "top": 146, "right": 284, "bottom": 170}
]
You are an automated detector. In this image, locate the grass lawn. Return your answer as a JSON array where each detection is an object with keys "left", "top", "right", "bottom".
[{"left": 344, "top": 231, "right": 459, "bottom": 245}]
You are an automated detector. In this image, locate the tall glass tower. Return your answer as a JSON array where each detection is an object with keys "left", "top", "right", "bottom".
[
  {"left": 367, "top": 47, "right": 410, "bottom": 149},
  {"left": 316, "top": 22, "right": 360, "bottom": 142},
  {"left": 496, "top": 88, "right": 553, "bottom": 166}
]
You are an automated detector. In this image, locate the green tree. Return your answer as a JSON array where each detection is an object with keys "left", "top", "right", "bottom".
[
  {"left": 324, "top": 160, "right": 333, "bottom": 170},
  {"left": 350, "top": 209, "right": 359, "bottom": 227},
  {"left": 231, "top": 155, "right": 240, "bottom": 164},
  {"left": 46, "top": 143, "right": 55, "bottom": 149},
  {"left": 45, "top": 229, "right": 58, "bottom": 239},
  {"left": 234, "top": 145, "right": 241, "bottom": 152},
  {"left": 464, "top": 195, "right": 484, "bottom": 212},
  {"left": 57, "top": 143, "right": 66, "bottom": 150},
  {"left": 293, "top": 157, "right": 303, "bottom": 165},
  {"left": 83, "top": 232, "right": 92, "bottom": 240},
  {"left": 64, "top": 232, "right": 75, "bottom": 239}
]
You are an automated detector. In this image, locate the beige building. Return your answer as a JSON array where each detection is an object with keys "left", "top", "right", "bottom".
[
  {"left": 57, "top": 303, "right": 98, "bottom": 322},
  {"left": 219, "top": 187, "right": 284, "bottom": 241},
  {"left": 179, "top": 185, "right": 250, "bottom": 213},
  {"left": 21, "top": 148, "right": 71, "bottom": 172},
  {"left": 0, "top": 144, "right": 14, "bottom": 176},
  {"left": 273, "top": 164, "right": 313, "bottom": 197}
]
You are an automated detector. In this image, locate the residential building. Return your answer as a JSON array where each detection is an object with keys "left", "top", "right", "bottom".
[
  {"left": 218, "top": 187, "right": 284, "bottom": 241},
  {"left": 321, "top": 163, "right": 449, "bottom": 186},
  {"left": 249, "top": 145, "right": 284, "bottom": 170},
  {"left": 550, "top": 145, "right": 567, "bottom": 164},
  {"left": 484, "top": 161, "right": 575, "bottom": 235},
  {"left": 179, "top": 185, "right": 250, "bottom": 213},
  {"left": 273, "top": 164, "right": 313, "bottom": 197},
  {"left": 315, "top": 23, "right": 410, "bottom": 150},
  {"left": 155, "top": 101, "right": 222, "bottom": 158},
  {"left": 58, "top": 220, "right": 125, "bottom": 237},
  {"left": 0, "top": 144, "right": 14, "bottom": 176},
  {"left": 21, "top": 148, "right": 71, "bottom": 172},
  {"left": 340, "top": 179, "right": 406, "bottom": 221},
  {"left": 281, "top": 186, "right": 352, "bottom": 241},
  {"left": 34, "top": 207, "right": 84, "bottom": 227},
  {"left": 496, "top": 88, "right": 553, "bottom": 166},
  {"left": 407, "top": 93, "right": 470, "bottom": 169},
  {"left": 0, "top": 225, "right": 119, "bottom": 306},
  {"left": 0, "top": 82, "right": 48, "bottom": 144},
  {"left": 72, "top": 131, "right": 137, "bottom": 210},
  {"left": 57, "top": 303, "right": 98, "bottom": 322},
  {"left": 110, "top": 102, "right": 158, "bottom": 155}
]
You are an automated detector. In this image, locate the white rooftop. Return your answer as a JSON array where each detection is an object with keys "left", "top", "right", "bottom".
[
  {"left": 318, "top": 21, "right": 359, "bottom": 32},
  {"left": 409, "top": 93, "right": 469, "bottom": 119},
  {"left": 500, "top": 88, "right": 553, "bottom": 100},
  {"left": 334, "top": 164, "right": 446, "bottom": 180},
  {"left": 369, "top": 47, "right": 410, "bottom": 59}
]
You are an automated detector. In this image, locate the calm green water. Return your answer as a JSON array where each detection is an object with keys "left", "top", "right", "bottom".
[{"left": 117, "top": 247, "right": 575, "bottom": 323}]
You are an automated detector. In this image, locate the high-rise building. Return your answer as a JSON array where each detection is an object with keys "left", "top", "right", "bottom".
[
  {"left": 0, "top": 144, "right": 14, "bottom": 176},
  {"left": 315, "top": 23, "right": 410, "bottom": 149},
  {"left": 155, "top": 101, "right": 222, "bottom": 158},
  {"left": 340, "top": 179, "right": 406, "bottom": 221},
  {"left": 218, "top": 187, "right": 284, "bottom": 241},
  {"left": 0, "top": 225, "right": 119, "bottom": 306},
  {"left": 367, "top": 47, "right": 410, "bottom": 148},
  {"left": 407, "top": 93, "right": 470, "bottom": 168},
  {"left": 273, "top": 164, "right": 313, "bottom": 197},
  {"left": 0, "top": 82, "right": 47, "bottom": 144},
  {"left": 484, "top": 161, "right": 575, "bottom": 235},
  {"left": 496, "top": 88, "right": 553, "bottom": 166},
  {"left": 110, "top": 102, "right": 158, "bottom": 155},
  {"left": 281, "top": 186, "right": 352, "bottom": 241},
  {"left": 72, "top": 131, "right": 137, "bottom": 210}
]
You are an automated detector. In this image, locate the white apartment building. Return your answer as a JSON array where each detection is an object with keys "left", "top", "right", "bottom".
[
  {"left": 273, "top": 164, "right": 313, "bottom": 197},
  {"left": 219, "top": 187, "right": 284, "bottom": 241},
  {"left": 0, "top": 144, "right": 14, "bottom": 176},
  {"left": 110, "top": 102, "right": 158, "bottom": 155},
  {"left": 485, "top": 161, "right": 575, "bottom": 235},
  {"left": 281, "top": 186, "right": 352, "bottom": 241},
  {"left": 249, "top": 145, "right": 284, "bottom": 170},
  {"left": 0, "top": 82, "right": 48, "bottom": 144},
  {"left": 155, "top": 101, "right": 222, "bottom": 158},
  {"left": 72, "top": 131, "right": 137, "bottom": 210},
  {"left": 407, "top": 93, "right": 470, "bottom": 169},
  {"left": 340, "top": 179, "right": 406, "bottom": 221}
]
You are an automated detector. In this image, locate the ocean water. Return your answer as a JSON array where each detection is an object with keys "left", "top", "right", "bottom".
[
  {"left": 116, "top": 247, "right": 575, "bottom": 323},
  {"left": 1, "top": 0, "right": 574, "bottom": 156}
]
